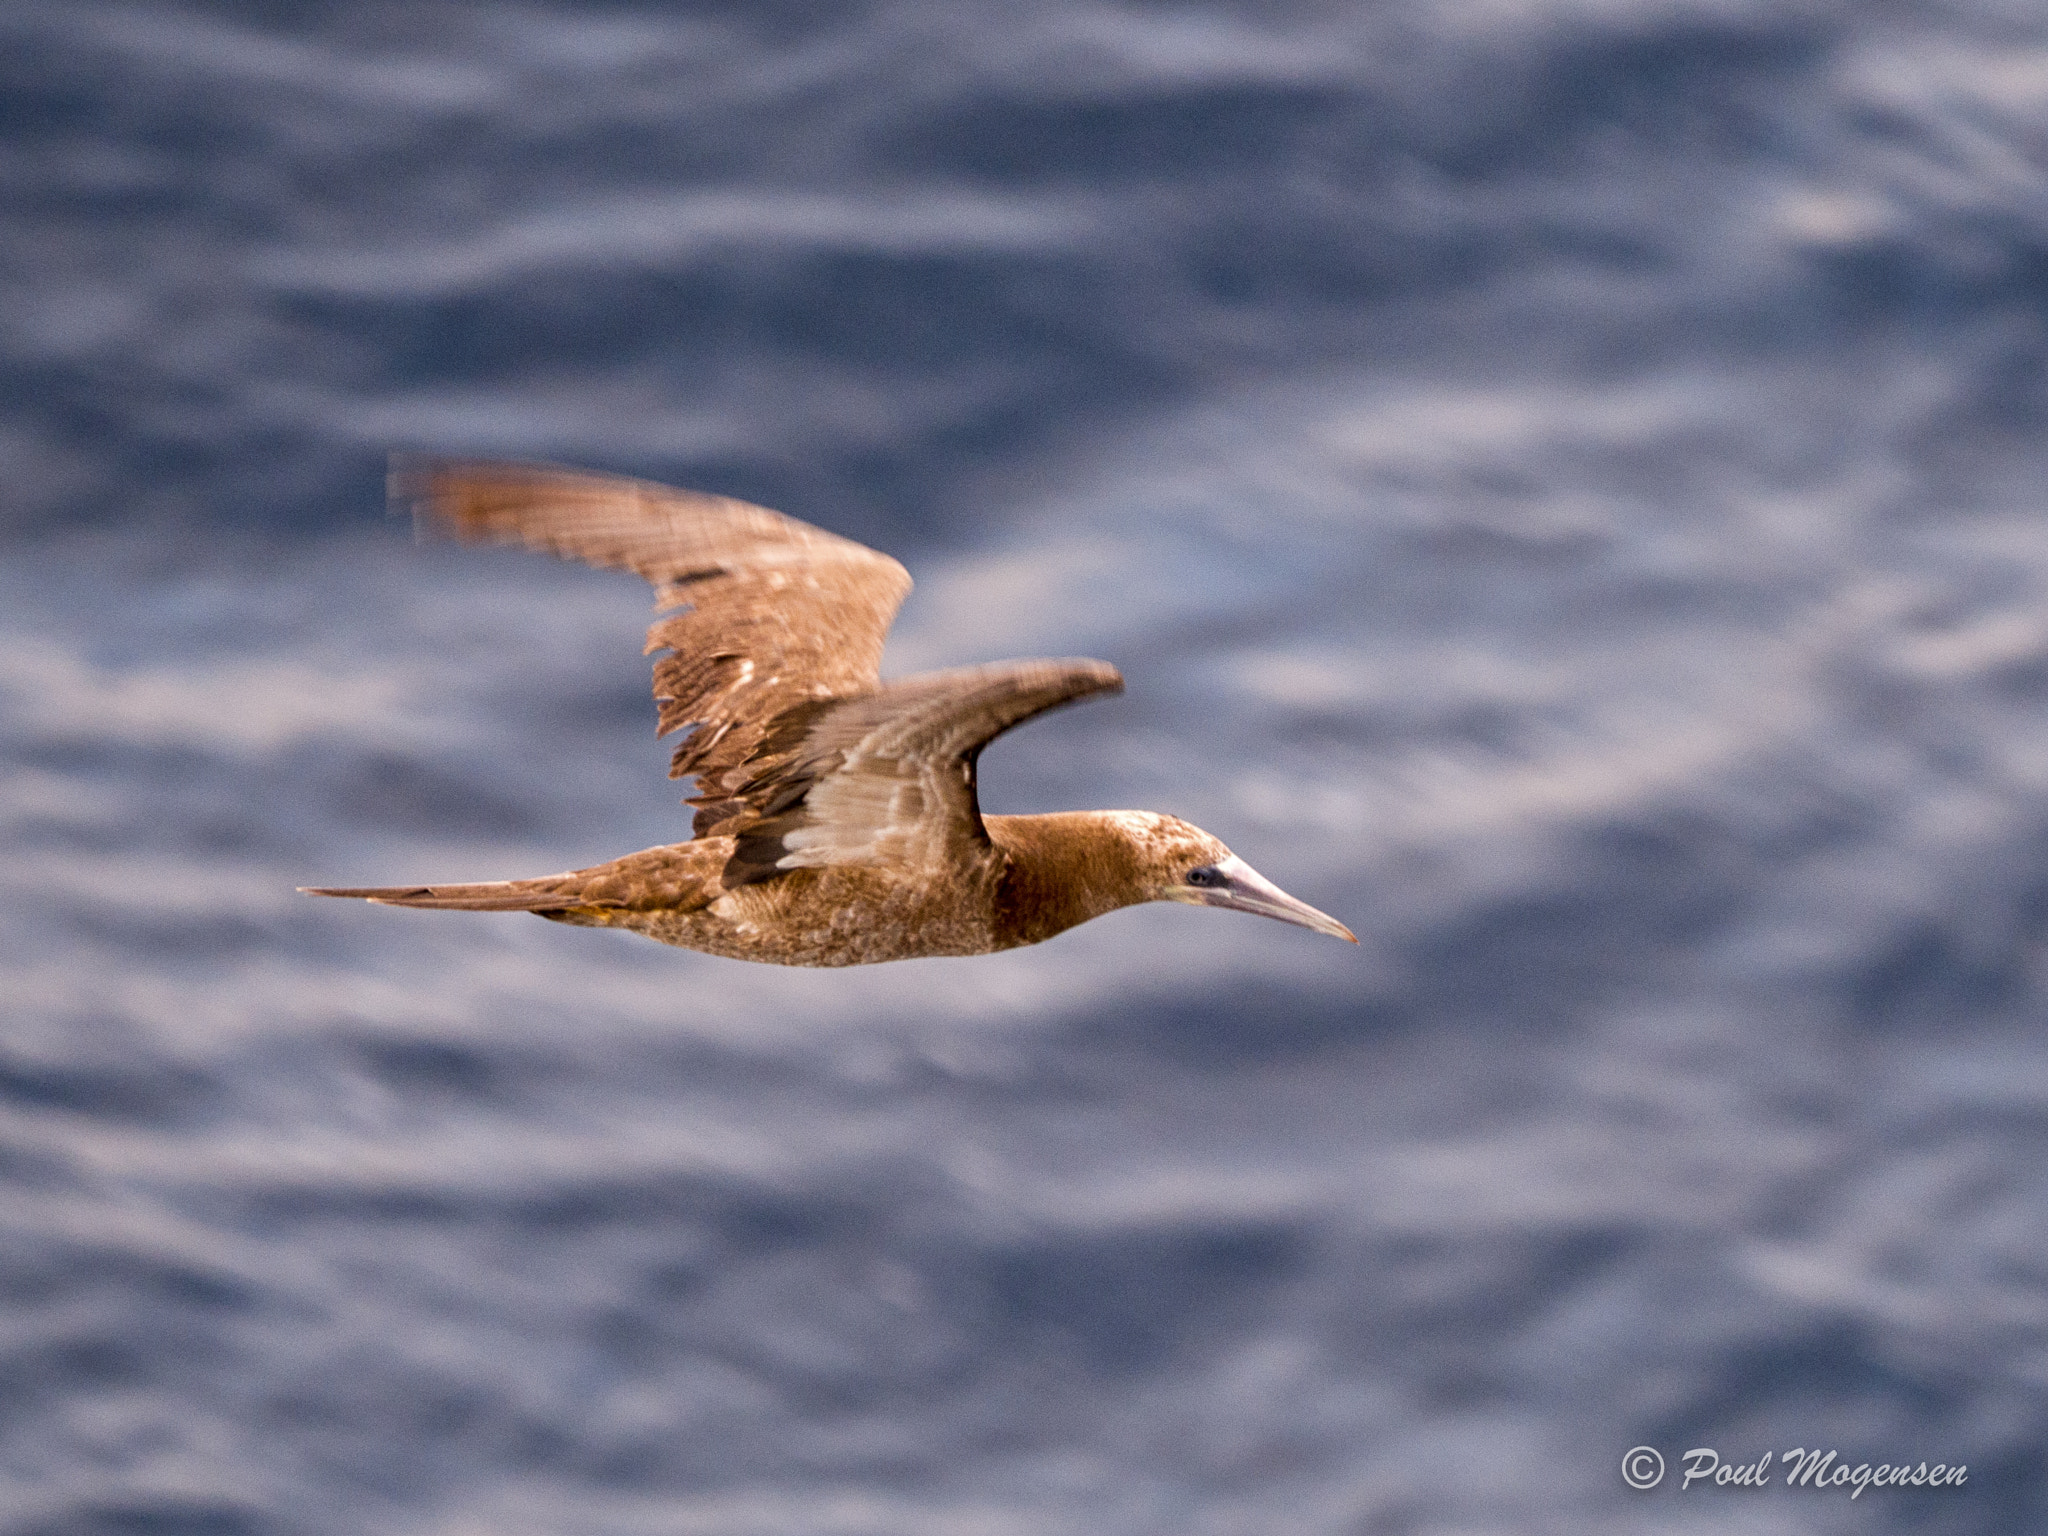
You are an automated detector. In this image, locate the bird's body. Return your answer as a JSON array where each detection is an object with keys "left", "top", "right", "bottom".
[
  {"left": 320, "top": 810, "right": 1264, "bottom": 967},
  {"left": 306, "top": 461, "right": 1353, "bottom": 964}
]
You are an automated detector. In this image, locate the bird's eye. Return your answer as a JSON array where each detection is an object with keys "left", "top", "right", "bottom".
[{"left": 1186, "top": 866, "right": 1224, "bottom": 888}]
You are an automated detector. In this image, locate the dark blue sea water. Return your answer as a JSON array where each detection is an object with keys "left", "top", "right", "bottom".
[{"left": 6, "top": 2, "right": 2048, "bottom": 1531}]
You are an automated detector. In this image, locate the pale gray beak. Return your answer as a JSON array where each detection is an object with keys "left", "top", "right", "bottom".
[{"left": 1171, "top": 854, "right": 1357, "bottom": 942}]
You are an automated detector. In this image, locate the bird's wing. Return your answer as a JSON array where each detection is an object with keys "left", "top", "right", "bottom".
[
  {"left": 722, "top": 658, "right": 1124, "bottom": 886},
  {"left": 394, "top": 458, "right": 913, "bottom": 834}
]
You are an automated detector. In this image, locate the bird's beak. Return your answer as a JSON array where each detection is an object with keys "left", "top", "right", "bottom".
[{"left": 1173, "top": 854, "right": 1357, "bottom": 943}]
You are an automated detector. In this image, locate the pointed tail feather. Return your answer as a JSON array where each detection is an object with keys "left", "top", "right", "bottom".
[
  {"left": 299, "top": 879, "right": 595, "bottom": 912},
  {"left": 305, "top": 845, "right": 716, "bottom": 918}
]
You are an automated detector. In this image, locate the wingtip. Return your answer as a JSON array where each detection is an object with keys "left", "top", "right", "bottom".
[
  {"left": 386, "top": 452, "right": 443, "bottom": 541},
  {"left": 388, "top": 452, "right": 500, "bottom": 541},
  {"left": 1052, "top": 657, "right": 1124, "bottom": 694},
  {"left": 384, "top": 452, "right": 504, "bottom": 527},
  {"left": 386, "top": 453, "right": 625, "bottom": 546}
]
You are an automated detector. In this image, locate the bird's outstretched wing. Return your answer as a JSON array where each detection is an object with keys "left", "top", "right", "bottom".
[
  {"left": 722, "top": 657, "right": 1123, "bottom": 885},
  {"left": 395, "top": 460, "right": 1121, "bottom": 885},
  {"left": 394, "top": 458, "right": 913, "bottom": 836}
]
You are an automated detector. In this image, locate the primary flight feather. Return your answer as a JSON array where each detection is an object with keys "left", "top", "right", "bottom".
[{"left": 303, "top": 460, "right": 1355, "bottom": 966}]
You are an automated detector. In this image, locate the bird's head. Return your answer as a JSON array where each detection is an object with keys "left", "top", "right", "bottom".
[{"left": 1107, "top": 811, "right": 1357, "bottom": 943}]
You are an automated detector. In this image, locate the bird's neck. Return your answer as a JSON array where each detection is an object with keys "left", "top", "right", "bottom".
[{"left": 984, "top": 812, "right": 1150, "bottom": 947}]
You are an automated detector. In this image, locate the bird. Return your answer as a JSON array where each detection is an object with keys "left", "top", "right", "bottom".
[{"left": 303, "top": 460, "right": 1356, "bottom": 966}]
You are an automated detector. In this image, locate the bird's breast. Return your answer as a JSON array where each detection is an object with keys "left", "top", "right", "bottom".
[{"left": 615, "top": 859, "right": 1006, "bottom": 967}]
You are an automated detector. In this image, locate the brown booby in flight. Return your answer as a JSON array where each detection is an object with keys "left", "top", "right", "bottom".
[{"left": 304, "top": 461, "right": 1355, "bottom": 966}]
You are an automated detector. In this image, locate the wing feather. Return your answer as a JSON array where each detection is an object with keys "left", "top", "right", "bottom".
[
  {"left": 393, "top": 459, "right": 913, "bottom": 834},
  {"left": 391, "top": 459, "right": 1121, "bottom": 890},
  {"left": 724, "top": 658, "right": 1124, "bottom": 885}
]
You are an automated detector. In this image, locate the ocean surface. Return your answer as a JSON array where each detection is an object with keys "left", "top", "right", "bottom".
[{"left": 6, "top": 2, "right": 2048, "bottom": 1531}]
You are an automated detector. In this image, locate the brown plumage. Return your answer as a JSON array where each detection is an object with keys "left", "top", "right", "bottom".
[{"left": 303, "top": 460, "right": 1356, "bottom": 966}]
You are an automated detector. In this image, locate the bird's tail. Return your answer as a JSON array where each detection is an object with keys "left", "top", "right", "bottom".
[
  {"left": 299, "top": 877, "right": 589, "bottom": 912},
  {"left": 302, "top": 844, "right": 718, "bottom": 918}
]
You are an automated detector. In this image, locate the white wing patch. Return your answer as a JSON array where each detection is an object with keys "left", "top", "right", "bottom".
[
  {"left": 720, "top": 658, "right": 1123, "bottom": 888},
  {"left": 775, "top": 756, "right": 934, "bottom": 869}
]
